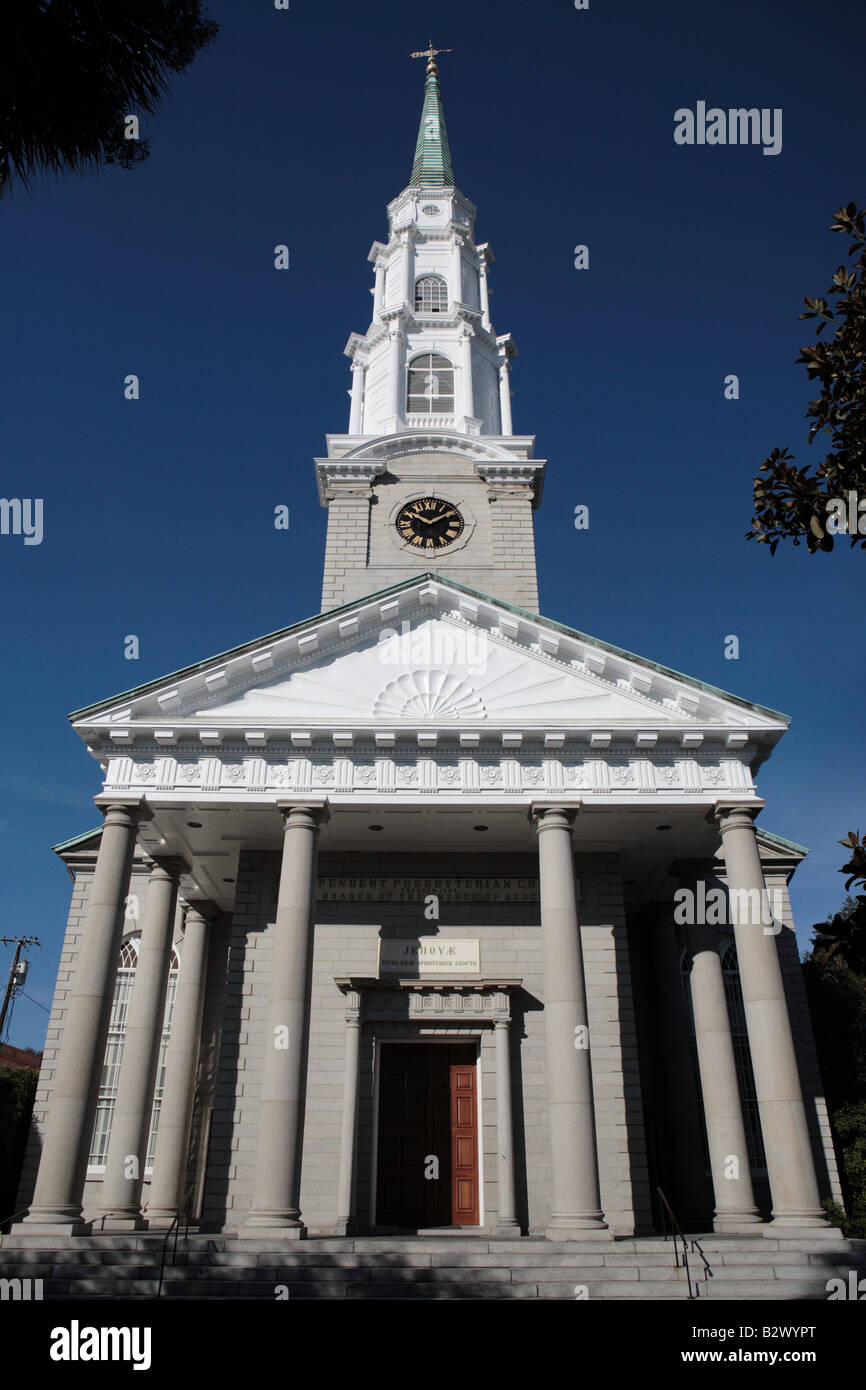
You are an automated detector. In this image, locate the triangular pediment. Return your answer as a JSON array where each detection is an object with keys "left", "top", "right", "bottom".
[
  {"left": 194, "top": 620, "right": 702, "bottom": 726},
  {"left": 71, "top": 576, "right": 789, "bottom": 750}
]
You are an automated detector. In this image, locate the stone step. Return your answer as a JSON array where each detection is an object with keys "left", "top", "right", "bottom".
[{"left": 2, "top": 1233, "right": 858, "bottom": 1301}]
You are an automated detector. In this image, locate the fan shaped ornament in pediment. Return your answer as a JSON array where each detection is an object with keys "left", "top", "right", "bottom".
[{"left": 372, "top": 669, "right": 487, "bottom": 720}]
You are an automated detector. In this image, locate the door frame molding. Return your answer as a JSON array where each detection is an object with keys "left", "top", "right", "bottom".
[{"left": 336, "top": 977, "right": 521, "bottom": 1235}]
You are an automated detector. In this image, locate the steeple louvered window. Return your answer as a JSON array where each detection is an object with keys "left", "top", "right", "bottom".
[
  {"left": 414, "top": 274, "right": 448, "bottom": 314},
  {"left": 407, "top": 353, "right": 455, "bottom": 413}
]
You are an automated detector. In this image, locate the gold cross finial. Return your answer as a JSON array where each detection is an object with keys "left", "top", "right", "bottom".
[{"left": 410, "top": 40, "right": 453, "bottom": 76}]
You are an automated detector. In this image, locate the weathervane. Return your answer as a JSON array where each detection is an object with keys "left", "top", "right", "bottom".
[{"left": 410, "top": 40, "right": 453, "bottom": 76}]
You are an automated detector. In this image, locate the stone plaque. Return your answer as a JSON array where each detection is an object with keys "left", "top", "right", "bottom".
[{"left": 378, "top": 938, "right": 481, "bottom": 976}]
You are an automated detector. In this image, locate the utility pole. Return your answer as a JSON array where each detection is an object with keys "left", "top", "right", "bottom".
[{"left": 0, "top": 936, "right": 42, "bottom": 1039}]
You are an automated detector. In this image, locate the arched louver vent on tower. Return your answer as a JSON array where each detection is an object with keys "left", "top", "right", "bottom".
[
  {"left": 407, "top": 353, "right": 454, "bottom": 413},
  {"left": 414, "top": 274, "right": 448, "bottom": 314}
]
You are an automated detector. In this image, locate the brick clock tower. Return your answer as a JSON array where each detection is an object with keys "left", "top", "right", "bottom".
[{"left": 316, "top": 47, "right": 544, "bottom": 613}]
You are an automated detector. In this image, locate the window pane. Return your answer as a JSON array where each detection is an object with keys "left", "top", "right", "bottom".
[
  {"left": 414, "top": 276, "right": 448, "bottom": 313},
  {"left": 407, "top": 354, "right": 454, "bottom": 412}
]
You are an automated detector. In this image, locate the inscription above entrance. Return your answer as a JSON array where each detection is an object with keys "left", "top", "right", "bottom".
[
  {"left": 317, "top": 877, "right": 539, "bottom": 902},
  {"left": 379, "top": 939, "right": 481, "bottom": 976}
]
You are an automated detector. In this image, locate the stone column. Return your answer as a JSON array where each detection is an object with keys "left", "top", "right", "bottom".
[
  {"left": 334, "top": 984, "right": 361, "bottom": 1236},
  {"left": 494, "top": 1015, "right": 520, "bottom": 1234},
  {"left": 498, "top": 359, "right": 513, "bottom": 434},
  {"left": 532, "top": 802, "right": 609, "bottom": 1239},
  {"left": 400, "top": 230, "right": 413, "bottom": 307},
  {"left": 146, "top": 901, "right": 215, "bottom": 1226},
  {"left": 373, "top": 258, "right": 385, "bottom": 317},
  {"left": 387, "top": 325, "right": 404, "bottom": 424},
  {"left": 98, "top": 857, "right": 187, "bottom": 1229},
  {"left": 479, "top": 253, "right": 491, "bottom": 330},
  {"left": 685, "top": 919, "right": 762, "bottom": 1231},
  {"left": 715, "top": 802, "right": 837, "bottom": 1236},
  {"left": 243, "top": 801, "right": 328, "bottom": 1237},
  {"left": 450, "top": 236, "right": 463, "bottom": 304},
  {"left": 348, "top": 360, "right": 365, "bottom": 434},
  {"left": 19, "top": 797, "right": 150, "bottom": 1233},
  {"left": 460, "top": 326, "right": 475, "bottom": 421}
]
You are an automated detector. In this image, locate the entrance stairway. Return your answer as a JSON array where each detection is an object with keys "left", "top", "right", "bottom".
[{"left": 1, "top": 1232, "right": 863, "bottom": 1299}]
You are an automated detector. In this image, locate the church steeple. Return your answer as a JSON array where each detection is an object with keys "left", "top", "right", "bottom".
[
  {"left": 409, "top": 45, "right": 454, "bottom": 188},
  {"left": 314, "top": 50, "right": 546, "bottom": 615}
]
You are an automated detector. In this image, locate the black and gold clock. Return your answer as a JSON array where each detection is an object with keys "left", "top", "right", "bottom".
[{"left": 395, "top": 496, "right": 464, "bottom": 550}]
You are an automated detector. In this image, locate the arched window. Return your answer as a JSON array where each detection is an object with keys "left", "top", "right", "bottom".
[
  {"left": 146, "top": 946, "right": 180, "bottom": 1167},
  {"left": 407, "top": 353, "right": 454, "bottom": 413},
  {"left": 414, "top": 274, "right": 448, "bottom": 314},
  {"left": 87, "top": 937, "right": 180, "bottom": 1171}
]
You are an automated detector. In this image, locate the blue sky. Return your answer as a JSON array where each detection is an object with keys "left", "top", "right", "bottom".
[{"left": 1, "top": 0, "right": 863, "bottom": 1048}]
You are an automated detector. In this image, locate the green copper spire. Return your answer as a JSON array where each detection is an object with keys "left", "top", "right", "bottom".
[{"left": 409, "top": 42, "right": 454, "bottom": 187}]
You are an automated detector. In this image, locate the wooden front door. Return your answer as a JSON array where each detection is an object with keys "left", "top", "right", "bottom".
[{"left": 376, "top": 1044, "right": 479, "bottom": 1228}]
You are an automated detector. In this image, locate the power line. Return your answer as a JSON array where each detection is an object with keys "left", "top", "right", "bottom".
[{"left": 21, "top": 992, "right": 50, "bottom": 1014}]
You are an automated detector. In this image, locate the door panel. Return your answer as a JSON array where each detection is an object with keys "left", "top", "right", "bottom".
[
  {"left": 449, "top": 1059, "right": 479, "bottom": 1225},
  {"left": 376, "top": 1044, "right": 478, "bottom": 1227}
]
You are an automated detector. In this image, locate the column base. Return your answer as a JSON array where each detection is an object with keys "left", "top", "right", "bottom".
[
  {"left": 240, "top": 1210, "right": 307, "bottom": 1240},
  {"left": 237, "top": 1224, "right": 307, "bottom": 1242},
  {"left": 494, "top": 1220, "right": 522, "bottom": 1237},
  {"left": 95, "top": 1214, "right": 148, "bottom": 1233},
  {"left": 11, "top": 1219, "right": 91, "bottom": 1237},
  {"left": 713, "top": 1211, "right": 765, "bottom": 1233},
  {"left": 331, "top": 1220, "right": 356, "bottom": 1237},
  {"left": 764, "top": 1213, "right": 844, "bottom": 1240},
  {"left": 546, "top": 1215, "right": 612, "bottom": 1242},
  {"left": 143, "top": 1208, "right": 182, "bottom": 1228}
]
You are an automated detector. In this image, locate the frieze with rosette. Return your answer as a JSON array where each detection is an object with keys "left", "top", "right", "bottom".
[{"left": 102, "top": 752, "right": 752, "bottom": 797}]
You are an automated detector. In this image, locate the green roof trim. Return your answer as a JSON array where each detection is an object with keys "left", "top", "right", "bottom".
[
  {"left": 410, "top": 67, "right": 454, "bottom": 187},
  {"left": 755, "top": 827, "right": 810, "bottom": 856},
  {"left": 67, "top": 571, "right": 792, "bottom": 727},
  {"left": 52, "top": 826, "right": 103, "bottom": 855}
]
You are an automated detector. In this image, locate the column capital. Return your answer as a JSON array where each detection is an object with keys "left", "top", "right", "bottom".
[
  {"left": 148, "top": 855, "right": 190, "bottom": 881},
  {"left": 93, "top": 794, "right": 153, "bottom": 828},
  {"left": 713, "top": 799, "right": 765, "bottom": 832},
  {"left": 276, "top": 799, "right": 330, "bottom": 831},
  {"left": 180, "top": 898, "right": 219, "bottom": 925},
  {"left": 529, "top": 800, "right": 582, "bottom": 831}
]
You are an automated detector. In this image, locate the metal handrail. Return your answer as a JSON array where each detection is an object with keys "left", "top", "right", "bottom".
[
  {"left": 156, "top": 1206, "right": 189, "bottom": 1297},
  {"left": 656, "top": 1187, "right": 714, "bottom": 1299},
  {"left": 689, "top": 1236, "right": 714, "bottom": 1293},
  {"left": 0, "top": 1206, "right": 34, "bottom": 1236}
]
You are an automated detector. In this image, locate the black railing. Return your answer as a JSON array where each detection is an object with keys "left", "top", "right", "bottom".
[
  {"left": 156, "top": 1207, "right": 189, "bottom": 1298},
  {"left": 656, "top": 1187, "right": 714, "bottom": 1299},
  {"left": 0, "top": 1206, "right": 33, "bottom": 1235}
]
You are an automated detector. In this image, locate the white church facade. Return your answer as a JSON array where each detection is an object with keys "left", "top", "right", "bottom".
[{"left": 9, "top": 53, "right": 848, "bottom": 1264}]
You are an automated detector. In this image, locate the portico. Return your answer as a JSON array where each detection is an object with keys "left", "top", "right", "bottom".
[{"left": 12, "top": 668, "right": 844, "bottom": 1241}]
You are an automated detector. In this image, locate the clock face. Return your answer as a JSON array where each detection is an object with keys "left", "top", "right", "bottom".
[{"left": 396, "top": 496, "right": 464, "bottom": 551}]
